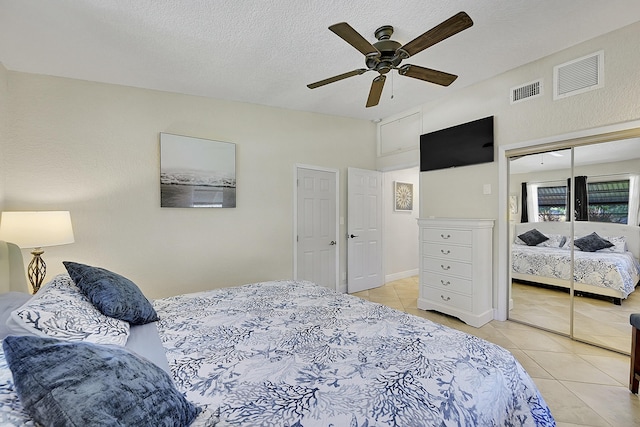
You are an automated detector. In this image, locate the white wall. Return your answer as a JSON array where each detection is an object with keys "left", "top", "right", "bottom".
[
  {"left": 383, "top": 167, "right": 419, "bottom": 282},
  {"left": 3, "top": 72, "right": 377, "bottom": 298},
  {"left": 419, "top": 21, "right": 640, "bottom": 219}
]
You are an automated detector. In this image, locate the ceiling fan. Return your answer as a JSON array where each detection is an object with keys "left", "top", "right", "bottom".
[{"left": 307, "top": 12, "right": 473, "bottom": 108}]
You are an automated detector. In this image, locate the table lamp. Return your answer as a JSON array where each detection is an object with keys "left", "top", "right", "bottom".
[{"left": 0, "top": 211, "right": 75, "bottom": 293}]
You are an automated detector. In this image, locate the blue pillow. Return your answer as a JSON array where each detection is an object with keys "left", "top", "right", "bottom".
[
  {"left": 574, "top": 232, "right": 614, "bottom": 252},
  {"left": 517, "top": 228, "right": 549, "bottom": 246},
  {"left": 63, "top": 261, "right": 158, "bottom": 325},
  {"left": 2, "top": 335, "right": 199, "bottom": 427}
]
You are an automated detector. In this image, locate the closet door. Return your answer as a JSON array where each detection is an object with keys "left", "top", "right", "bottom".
[
  {"left": 572, "top": 140, "right": 640, "bottom": 354},
  {"left": 508, "top": 149, "right": 572, "bottom": 335}
]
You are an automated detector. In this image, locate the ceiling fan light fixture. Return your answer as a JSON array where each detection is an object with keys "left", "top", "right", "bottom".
[{"left": 308, "top": 12, "right": 473, "bottom": 107}]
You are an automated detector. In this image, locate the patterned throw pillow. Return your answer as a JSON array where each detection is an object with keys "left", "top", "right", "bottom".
[
  {"left": 574, "top": 232, "right": 614, "bottom": 252},
  {"left": 9, "top": 275, "right": 129, "bottom": 346},
  {"left": 63, "top": 262, "right": 158, "bottom": 325},
  {"left": 2, "top": 335, "right": 200, "bottom": 427}
]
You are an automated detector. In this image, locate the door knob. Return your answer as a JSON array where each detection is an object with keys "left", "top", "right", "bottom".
[
  {"left": 349, "top": 234, "right": 359, "bottom": 238},
  {"left": 329, "top": 241, "right": 336, "bottom": 245}
]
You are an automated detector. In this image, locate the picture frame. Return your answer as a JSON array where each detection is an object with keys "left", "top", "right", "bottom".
[
  {"left": 160, "top": 133, "right": 236, "bottom": 208},
  {"left": 509, "top": 195, "right": 519, "bottom": 214},
  {"left": 394, "top": 181, "right": 413, "bottom": 211}
]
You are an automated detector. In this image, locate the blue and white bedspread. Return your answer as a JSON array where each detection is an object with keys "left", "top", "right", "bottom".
[
  {"left": 155, "top": 280, "right": 555, "bottom": 426},
  {"left": 512, "top": 246, "right": 640, "bottom": 298}
]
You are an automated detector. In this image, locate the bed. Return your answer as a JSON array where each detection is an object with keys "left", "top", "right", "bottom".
[
  {"left": 0, "top": 255, "right": 555, "bottom": 426},
  {"left": 512, "top": 222, "right": 640, "bottom": 304}
]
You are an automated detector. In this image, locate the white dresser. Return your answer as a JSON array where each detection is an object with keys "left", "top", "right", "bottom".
[{"left": 417, "top": 218, "right": 494, "bottom": 327}]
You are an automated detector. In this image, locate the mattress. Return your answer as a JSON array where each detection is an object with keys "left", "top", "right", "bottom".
[{"left": 512, "top": 245, "right": 640, "bottom": 298}]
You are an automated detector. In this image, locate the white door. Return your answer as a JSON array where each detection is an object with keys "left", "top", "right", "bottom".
[
  {"left": 347, "top": 167, "right": 383, "bottom": 293},
  {"left": 295, "top": 166, "right": 338, "bottom": 290}
]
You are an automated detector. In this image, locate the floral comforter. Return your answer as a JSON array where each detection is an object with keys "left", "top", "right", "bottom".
[
  {"left": 512, "top": 246, "right": 640, "bottom": 298},
  {"left": 155, "top": 280, "right": 555, "bottom": 426}
]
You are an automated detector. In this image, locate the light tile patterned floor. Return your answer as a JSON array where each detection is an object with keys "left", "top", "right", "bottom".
[
  {"left": 510, "top": 281, "right": 640, "bottom": 354},
  {"left": 350, "top": 276, "right": 640, "bottom": 427}
]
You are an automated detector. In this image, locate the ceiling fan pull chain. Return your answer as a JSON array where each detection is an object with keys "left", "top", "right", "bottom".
[{"left": 390, "top": 72, "right": 394, "bottom": 100}]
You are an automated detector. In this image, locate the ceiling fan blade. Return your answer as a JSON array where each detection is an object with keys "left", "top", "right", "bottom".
[
  {"left": 398, "top": 64, "right": 458, "bottom": 86},
  {"left": 398, "top": 11, "right": 473, "bottom": 58},
  {"left": 307, "top": 69, "right": 368, "bottom": 89},
  {"left": 329, "top": 22, "right": 380, "bottom": 57},
  {"left": 366, "top": 75, "right": 386, "bottom": 107}
]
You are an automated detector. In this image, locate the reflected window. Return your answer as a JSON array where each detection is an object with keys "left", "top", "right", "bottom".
[
  {"left": 535, "top": 178, "right": 630, "bottom": 223},
  {"left": 588, "top": 180, "right": 629, "bottom": 223},
  {"left": 537, "top": 185, "right": 567, "bottom": 221}
]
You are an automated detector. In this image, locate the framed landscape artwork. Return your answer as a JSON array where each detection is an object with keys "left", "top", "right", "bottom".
[
  {"left": 394, "top": 181, "right": 413, "bottom": 211},
  {"left": 160, "top": 133, "right": 236, "bottom": 208}
]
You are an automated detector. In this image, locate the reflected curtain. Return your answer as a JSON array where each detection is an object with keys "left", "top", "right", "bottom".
[
  {"left": 567, "top": 176, "right": 588, "bottom": 221},
  {"left": 629, "top": 175, "right": 640, "bottom": 226},
  {"left": 520, "top": 182, "right": 528, "bottom": 222}
]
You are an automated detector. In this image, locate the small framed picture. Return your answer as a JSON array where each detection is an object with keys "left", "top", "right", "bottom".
[
  {"left": 509, "top": 195, "right": 518, "bottom": 214},
  {"left": 394, "top": 181, "right": 413, "bottom": 211}
]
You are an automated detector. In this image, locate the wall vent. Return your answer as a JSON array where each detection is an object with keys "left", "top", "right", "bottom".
[
  {"left": 510, "top": 79, "right": 542, "bottom": 104},
  {"left": 553, "top": 50, "right": 604, "bottom": 100}
]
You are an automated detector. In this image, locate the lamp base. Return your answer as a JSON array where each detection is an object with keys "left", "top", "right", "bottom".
[{"left": 27, "top": 248, "right": 46, "bottom": 294}]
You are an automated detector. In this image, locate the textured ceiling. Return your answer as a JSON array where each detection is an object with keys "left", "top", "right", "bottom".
[{"left": 1, "top": 0, "right": 640, "bottom": 121}]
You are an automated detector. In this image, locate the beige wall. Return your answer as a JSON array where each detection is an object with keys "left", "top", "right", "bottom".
[
  {"left": 3, "top": 73, "right": 376, "bottom": 298},
  {"left": 0, "top": 63, "right": 8, "bottom": 210}
]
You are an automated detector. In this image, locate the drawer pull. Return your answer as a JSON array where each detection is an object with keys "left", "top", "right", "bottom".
[
  {"left": 441, "top": 234, "right": 451, "bottom": 239},
  {"left": 441, "top": 295, "right": 451, "bottom": 302},
  {"left": 441, "top": 280, "right": 450, "bottom": 286},
  {"left": 440, "top": 264, "right": 451, "bottom": 271},
  {"left": 440, "top": 249, "right": 450, "bottom": 255}
]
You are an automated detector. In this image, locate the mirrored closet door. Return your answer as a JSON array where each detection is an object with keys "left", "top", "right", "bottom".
[
  {"left": 571, "top": 140, "right": 640, "bottom": 353},
  {"left": 507, "top": 138, "right": 640, "bottom": 354},
  {"left": 509, "top": 148, "right": 572, "bottom": 336}
]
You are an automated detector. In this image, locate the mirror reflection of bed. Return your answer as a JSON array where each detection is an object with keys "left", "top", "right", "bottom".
[{"left": 508, "top": 139, "right": 640, "bottom": 354}]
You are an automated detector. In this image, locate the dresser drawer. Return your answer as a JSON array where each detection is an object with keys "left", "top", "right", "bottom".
[
  {"left": 422, "top": 271, "right": 472, "bottom": 295},
  {"left": 423, "top": 257, "right": 472, "bottom": 278},
  {"left": 422, "top": 286, "right": 472, "bottom": 312},
  {"left": 423, "top": 243, "right": 472, "bottom": 262},
  {"left": 423, "top": 228, "right": 472, "bottom": 245}
]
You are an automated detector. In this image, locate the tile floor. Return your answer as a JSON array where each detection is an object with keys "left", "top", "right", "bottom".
[
  {"left": 510, "top": 281, "right": 640, "bottom": 354},
  {"left": 350, "top": 276, "right": 640, "bottom": 427}
]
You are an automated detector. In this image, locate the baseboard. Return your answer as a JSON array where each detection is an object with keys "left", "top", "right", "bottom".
[{"left": 385, "top": 269, "right": 419, "bottom": 283}]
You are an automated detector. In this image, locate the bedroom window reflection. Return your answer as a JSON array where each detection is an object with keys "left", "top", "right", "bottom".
[
  {"left": 537, "top": 185, "right": 567, "bottom": 221},
  {"left": 535, "top": 179, "right": 631, "bottom": 223},
  {"left": 588, "top": 180, "right": 630, "bottom": 223}
]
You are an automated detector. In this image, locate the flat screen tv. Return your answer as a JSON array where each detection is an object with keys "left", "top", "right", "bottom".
[{"left": 420, "top": 116, "right": 494, "bottom": 172}]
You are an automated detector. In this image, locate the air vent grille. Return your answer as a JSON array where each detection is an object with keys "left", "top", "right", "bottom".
[
  {"left": 510, "top": 80, "right": 542, "bottom": 104},
  {"left": 554, "top": 51, "right": 604, "bottom": 100}
]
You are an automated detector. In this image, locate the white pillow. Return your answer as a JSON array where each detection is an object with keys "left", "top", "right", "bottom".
[
  {"left": 8, "top": 274, "right": 130, "bottom": 345},
  {"left": 598, "top": 236, "right": 627, "bottom": 253},
  {"left": 537, "top": 234, "right": 567, "bottom": 248}
]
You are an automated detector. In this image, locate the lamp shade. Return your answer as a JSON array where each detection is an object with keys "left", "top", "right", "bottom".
[{"left": 0, "top": 211, "right": 75, "bottom": 249}]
